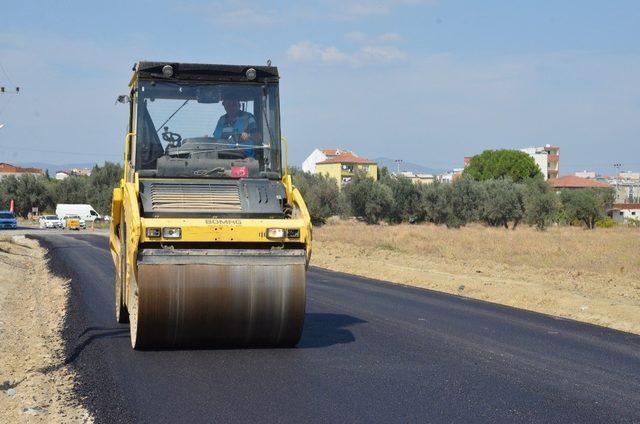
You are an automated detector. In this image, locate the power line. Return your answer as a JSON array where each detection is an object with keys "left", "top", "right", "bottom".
[
  {"left": 0, "top": 143, "right": 120, "bottom": 158},
  {"left": 0, "top": 61, "right": 16, "bottom": 87}
]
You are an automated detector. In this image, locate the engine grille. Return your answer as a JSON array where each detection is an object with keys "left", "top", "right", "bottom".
[{"left": 149, "top": 183, "right": 242, "bottom": 212}]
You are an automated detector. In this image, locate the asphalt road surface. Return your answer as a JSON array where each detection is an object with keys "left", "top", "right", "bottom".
[{"left": 34, "top": 233, "right": 640, "bottom": 423}]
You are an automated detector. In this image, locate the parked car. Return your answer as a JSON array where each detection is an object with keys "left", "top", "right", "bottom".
[
  {"left": 0, "top": 211, "right": 17, "bottom": 229},
  {"left": 63, "top": 214, "right": 82, "bottom": 230},
  {"left": 56, "top": 204, "right": 101, "bottom": 222},
  {"left": 39, "top": 215, "right": 64, "bottom": 229}
]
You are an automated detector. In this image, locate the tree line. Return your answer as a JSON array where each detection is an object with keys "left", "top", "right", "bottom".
[
  {"left": 0, "top": 150, "right": 617, "bottom": 230},
  {"left": 291, "top": 168, "right": 616, "bottom": 230},
  {"left": 0, "top": 162, "right": 122, "bottom": 217}
]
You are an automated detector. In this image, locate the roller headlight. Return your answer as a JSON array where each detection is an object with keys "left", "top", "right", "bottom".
[
  {"left": 146, "top": 228, "right": 161, "bottom": 238},
  {"left": 162, "top": 227, "right": 182, "bottom": 239},
  {"left": 266, "top": 228, "right": 285, "bottom": 239}
]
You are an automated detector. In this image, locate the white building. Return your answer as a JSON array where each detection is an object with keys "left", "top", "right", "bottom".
[
  {"left": 437, "top": 169, "right": 463, "bottom": 183},
  {"left": 398, "top": 171, "right": 435, "bottom": 185},
  {"left": 618, "top": 171, "right": 640, "bottom": 181},
  {"left": 519, "top": 145, "right": 560, "bottom": 180},
  {"left": 574, "top": 170, "right": 597, "bottom": 179},
  {"left": 610, "top": 203, "right": 640, "bottom": 224},
  {"left": 301, "top": 148, "right": 353, "bottom": 173},
  {"left": 55, "top": 171, "right": 70, "bottom": 180}
]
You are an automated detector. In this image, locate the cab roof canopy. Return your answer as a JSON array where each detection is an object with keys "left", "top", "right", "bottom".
[{"left": 133, "top": 61, "right": 279, "bottom": 83}]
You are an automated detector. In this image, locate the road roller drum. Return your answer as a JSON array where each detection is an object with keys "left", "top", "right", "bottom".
[{"left": 129, "top": 249, "right": 307, "bottom": 349}]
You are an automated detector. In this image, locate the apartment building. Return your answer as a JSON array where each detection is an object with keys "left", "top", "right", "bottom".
[
  {"left": 315, "top": 151, "right": 378, "bottom": 188},
  {"left": 520, "top": 145, "right": 560, "bottom": 180}
]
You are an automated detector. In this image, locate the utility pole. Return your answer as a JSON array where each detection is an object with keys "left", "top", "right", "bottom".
[
  {"left": 0, "top": 86, "right": 20, "bottom": 94},
  {"left": 394, "top": 159, "right": 403, "bottom": 174},
  {"left": 0, "top": 86, "right": 20, "bottom": 131},
  {"left": 613, "top": 163, "right": 622, "bottom": 203}
]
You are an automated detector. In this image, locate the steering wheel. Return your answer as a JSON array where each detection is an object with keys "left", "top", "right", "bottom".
[{"left": 162, "top": 126, "right": 182, "bottom": 146}]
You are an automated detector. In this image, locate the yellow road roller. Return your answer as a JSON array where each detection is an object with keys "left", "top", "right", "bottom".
[{"left": 110, "top": 61, "right": 311, "bottom": 349}]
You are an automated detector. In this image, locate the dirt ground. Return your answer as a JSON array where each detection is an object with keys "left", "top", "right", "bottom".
[
  {"left": 311, "top": 219, "right": 640, "bottom": 334},
  {"left": 0, "top": 235, "right": 92, "bottom": 423}
]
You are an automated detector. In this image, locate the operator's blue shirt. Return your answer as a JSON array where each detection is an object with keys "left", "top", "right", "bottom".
[{"left": 213, "top": 111, "right": 258, "bottom": 158}]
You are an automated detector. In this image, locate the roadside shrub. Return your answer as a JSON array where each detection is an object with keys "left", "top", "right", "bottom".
[
  {"left": 626, "top": 218, "right": 640, "bottom": 228},
  {"left": 595, "top": 217, "right": 617, "bottom": 228}
]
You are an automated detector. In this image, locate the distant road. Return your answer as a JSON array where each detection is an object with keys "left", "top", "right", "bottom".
[{"left": 35, "top": 233, "right": 640, "bottom": 423}]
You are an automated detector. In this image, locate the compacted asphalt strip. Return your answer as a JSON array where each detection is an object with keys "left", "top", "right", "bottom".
[{"left": 33, "top": 233, "right": 640, "bottom": 423}]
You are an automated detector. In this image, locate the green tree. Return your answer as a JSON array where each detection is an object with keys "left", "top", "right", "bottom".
[
  {"left": 523, "top": 179, "right": 559, "bottom": 230},
  {"left": 51, "top": 176, "right": 90, "bottom": 205},
  {"left": 463, "top": 149, "right": 543, "bottom": 182},
  {"left": 446, "top": 178, "right": 484, "bottom": 228},
  {"left": 418, "top": 182, "right": 449, "bottom": 224},
  {"left": 479, "top": 179, "right": 524, "bottom": 229},
  {"left": 560, "top": 188, "right": 614, "bottom": 229},
  {"left": 419, "top": 179, "right": 483, "bottom": 228},
  {"left": 0, "top": 174, "right": 52, "bottom": 217},
  {"left": 379, "top": 175, "right": 422, "bottom": 223},
  {"left": 290, "top": 169, "right": 343, "bottom": 224},
  {"left": 343, "top": 173, "right": 393, "bottom": 224},
  {"left": 88, "top": 162, "right": 123, "bottom": 215}
]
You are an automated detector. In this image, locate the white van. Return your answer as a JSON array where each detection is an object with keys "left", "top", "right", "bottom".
[{"left": 56, "top": 204, "right": 102, "bottom": 222}]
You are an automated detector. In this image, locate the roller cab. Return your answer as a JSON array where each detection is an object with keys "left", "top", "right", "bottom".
[{"left": 110, "top": 62, "right": 311, "bottom": 349}]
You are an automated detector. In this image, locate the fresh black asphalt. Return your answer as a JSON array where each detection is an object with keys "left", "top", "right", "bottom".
[{"left": 34, "top": 233, "right": 640, "bottom": 423}]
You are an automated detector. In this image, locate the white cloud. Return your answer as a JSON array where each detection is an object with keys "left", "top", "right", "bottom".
[
  {"left": 357, "top": 45, "right": 406, "bottom": 62},
  {"left": 338, "top": 1, "right": 390, "bottom": 19},
  {"left": 291, "top": 0, "right": 435, "bottom": 22},
  {"left": 380, "top": 32, "right": 403, "bottom": 42},
  {"left": 179, "top": 2, "right": 281, "bottom": 26},
  {"left": 214, "top": 7, "right": 280, "bottom": 26},
  {"left": 345, "top": 31, "right": 404, "bottom": 44},
  {"left": 287, "top": 40, "right": 407, "bottom": 65},
  {"left": 345, "top": 31, "right": 368, "bottom": 43},
  {"left": 286, "top": 42, "right": 350, "bottom": 64}
]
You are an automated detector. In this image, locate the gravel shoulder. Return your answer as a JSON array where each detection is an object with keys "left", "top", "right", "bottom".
[{"left": 0, "top": 235, "right": 92, "bottom": 423}]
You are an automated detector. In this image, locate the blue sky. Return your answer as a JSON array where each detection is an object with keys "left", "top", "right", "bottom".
[{"left": 0, "top": 0, "right": 639, "bottom": 174}]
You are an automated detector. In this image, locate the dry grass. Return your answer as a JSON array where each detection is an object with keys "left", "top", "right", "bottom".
[{"left": 311, "top": 219, "right": 640, "bottom": 334}]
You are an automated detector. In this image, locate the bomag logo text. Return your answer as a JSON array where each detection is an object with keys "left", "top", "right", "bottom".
[{"left": 206, "top": 219, "right": 242, "bottom": 226}]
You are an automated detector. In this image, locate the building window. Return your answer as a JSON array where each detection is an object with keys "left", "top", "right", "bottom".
[
  {"left": 342, "top": 177, "right": 352, "bottom": 184},
  {"left": 361, "top": 165, "right": 369, "bottom": 172},
  {"left": 632, "top": 211, "right": 637, "bottom": 216},
  {"left": 341, "top": 164, "right": 354, "bottom": 173}
]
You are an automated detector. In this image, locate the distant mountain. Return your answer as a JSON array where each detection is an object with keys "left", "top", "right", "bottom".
[
  {"left": 374, "top": 157, "right": 445, "bottom": 175},
  {"left": 14, "top": 162, "right": 101, "bottom": 173}
]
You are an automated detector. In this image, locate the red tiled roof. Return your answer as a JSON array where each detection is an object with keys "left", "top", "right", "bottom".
[
  {"left": 0, "top": 163, "right": 42, "bottom": 173},
  {"left": 549, "top": 175, "right": 610, "bottom": 188},
  {"left": 317, "top": 153, "right": 376, "bottom": 165},
  {"left": 320, "top": 149, "right": 339, "bottom": 155},
  {"left": 612, "top": 203, "right": 640, "bottom": 210}
]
